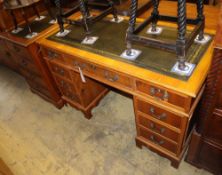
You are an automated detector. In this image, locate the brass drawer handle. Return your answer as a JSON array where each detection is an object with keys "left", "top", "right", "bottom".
[
  {"left": 150, "top": 122, "right": 165, "bottom": 134},
  {"left": 48, "top": 50, "right": 58, "bottom": 59},
  {"left": 59, "top": 69, "right": 65, "bottom": 75},
  {"left": 13, "top": 45, "right": 20, "bottom": 52},
  {"left": 60, "top": 80, "right": 65, "bottom": 87},
  {"left": 104, "top": 71, "right": 119, "bottom": 82},
  {"left": 150, "top": 135, "right": 164, "bottom": 145},
  {"left": 21, "top": 59, "right": 28, "bottom": 67},
  {"left": 54, "top": 66, "right": 65, "bottom": 76},
  {"left": 90, "top": 64, "right": 96, "bottom": 71},
  {"left": 73, "top": 61, "right": 86, "bottom": 70},
  {"left": 150, "top": 87, "right": 169, "bottom": 101},
  {"left": 69, "top": 94, "right": 77, "bottom": 101},
  {"left": 5, "top": 51, "right": 11, "bottom": 57},
  {"left": 149, "top": 107, "right": 167, "bottom": 120}
]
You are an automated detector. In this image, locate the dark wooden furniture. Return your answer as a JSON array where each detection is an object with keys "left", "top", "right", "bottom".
[
  {"left": 0, "top": 0, "right": 45, "bottom": 32},
  {"left": 3, "top": 0, "right": 55, "bottom": 37},
  {"left": 185, "top": 6, "right": 222, "bottom": 175},
  {"left": 0, "top": 17, "right": 64, "bottom": 108}
]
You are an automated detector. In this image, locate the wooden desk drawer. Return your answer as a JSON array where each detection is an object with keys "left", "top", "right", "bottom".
[
  {"left": 97, "top": 67, "right": 133, "bottom": 89},
  {"left": 6, "top": 41, "right": 29, "bottom": 57},
  {"left": 42, "top": 48, "right": 64, "bottom": 62},
  {"left": 139, "top": 127, "right": 178, "bottom": 153},
  {"left": 136, "top": 98, "right": 182, "bottom": 129},
  {"left": 138, "top": 114, "right": 180, "bottom": 142},
  {"left": 63, "top": 54, "right": 134, "bottom": 90},
  {"left": 136, "top": 80, "right": 190, "bottom": 111},
  {"left": 17, "top": 56, "right": 40, "bottom": 76},
  {"left": 54, "top": 75, "right": 80, "bottom": 104},
  {"left": 48, "top": 61, "right": 71, "bottom": 80}
]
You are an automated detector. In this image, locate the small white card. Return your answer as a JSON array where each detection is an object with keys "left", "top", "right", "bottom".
[
  {"left": 35, "top": 16, "right": 46, "bottom": 21},
  {"left": 81, "top": 36, "right": 98, "bottom": 45},
  {"left": 25, "top": 32, "right": 38, "bottom": 39},
  {"left": 49, "top": 19, "right": 57, "bottom": 24},
  {"left": 56, "top": 30, "right": 71, "bottom": 37},
  {"left": 110, "top": 16, "right": 124, "bottom": 23},
  {"left": 11, "top": 27, "right": 23, "bottom": 34}
]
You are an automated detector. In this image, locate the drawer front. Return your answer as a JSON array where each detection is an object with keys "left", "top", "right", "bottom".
[
  {"left": 136, "top": 80, "right": 189, "bottom": 110},
  {"left": 98, "top": 68, "right": 133, "bottom": 89},
  {"left": 63, "top": 54, "right": 134, "bottom": 90},
  {"left": 42, "top": 48, "right": 64, "bottom": 62},
  {"left": 138, "top": 114, "right": 180, "bottom": 142},
  {"left": 136, "top": 99, "right": 182, "bottom": 129},
  {"left": 48, "top": 61, "right": 71, "bottom": 80},
  {"left": 17, "top": 56, "right": 41, "bottom": 76},
  {"left": 6, "top": 41, "right": 29, "bottom": 58},
  {"left": 54, "top": 75, "right": 80, "bottom": 104},
  {"left": 139, "top": 127, "right": 178, "bottom": 153}
]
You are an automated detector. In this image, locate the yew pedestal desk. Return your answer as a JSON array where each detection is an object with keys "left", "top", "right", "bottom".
[{"left": 36, "top": 16, "right": 216, "bottom": 168}]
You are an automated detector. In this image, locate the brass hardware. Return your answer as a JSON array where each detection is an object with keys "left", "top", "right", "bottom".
[
  {"left": 73, "top": 61, "right": 86, "bottom": 70},
  {"left": 21, "top": 59, "right": 27, "bottom": 67},
  {"left": 59, "top": 69, "right": 64, "bottom": 75},
  {"left": 150, "top": 87, "right": 169, "bottom": 101},
  {"left": 60, "top": 80, "right": 65, "bottom": 87},
  {"left": 70, "top": 94, "right": 77, "bottom": 101},
  {"left": 104, "top": 71, "right": 119, "bottom": 82},
  {"left": 5, "top": 51, "right": 11, "bottom": 57},
  {"left": 150, "top": 122, "right": 165, "bottom": 134},
  {"left": 48, "top": 50, "right": 58, "bottom": 58},
  {"left": 150, "top": 135, "right": 164, "bottom": 145},
  {"left": 13, "top": 45, "right": 20, "bottom": 52},
  {"left": 90, "top": 64, "right": 96, "bottom": 71},
  {"left": 149, "top": 107, "right": 167, "bottom": 120},
  {"left": 54, "top": 66, "right": 65, "bottom": 76},
  {"left": 73, "top": 61, "right": 78, "bottom": 66}
]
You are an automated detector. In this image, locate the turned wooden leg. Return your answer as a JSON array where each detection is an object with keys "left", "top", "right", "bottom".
[
  {"left": 126, "top": 0, "right": 138, "bottom": 56},
  {"left": 32, "top": 4, "right": 41, "bottom": 19},
  {"left": 177, "top": 0, "right": 186, "bottom": 70},
  {"left": 196, "top": 0, "right": 205, "bottom": 40},
  {"left": 79, "top": 0, "right": 90, "bottom": 35},
  {"left": 21, "top": 8, "right": 32, "bottom": 34},
  {"left": 10, "top": 10, "right": 18, "bottom": 31},
  {"left": 151, "top": 0, "right": 159, "bottom": 32}
]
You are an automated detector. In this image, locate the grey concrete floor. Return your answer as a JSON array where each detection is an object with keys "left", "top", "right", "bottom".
[{"left": 0, "top": 65, "right": 212, "bottom": 175}]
